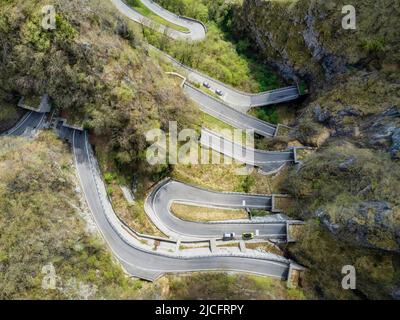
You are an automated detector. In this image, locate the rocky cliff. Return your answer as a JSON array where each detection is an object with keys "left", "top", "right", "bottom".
[
  {"left": 232, "top": 0, "right": 400, "bottom": 299},
  {"left": 233, "top": 0, "right": 399, "bottom": 85}
]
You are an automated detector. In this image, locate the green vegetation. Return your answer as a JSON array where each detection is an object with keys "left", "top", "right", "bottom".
[
  {"left": 164, "top": 273, "right": 307, "bottom": 300},
  {"left": 232, "top": 0, "right": 400, "bottom": 84},
  {"left": 2, "top": 0, "right": 399, "bottom": 300},
  {"left": 0, "top": 133, "right": 144, "bottom": 299},
  {"left": 144, "top": 0, "right": 282, "bottom": 93},
  {"left": 0, "top": 0, "right": 199, "bottom": 185},
  {"left": 289, "top": 220, "right": 399, "bottom": 300},
  {"left": 298, "top": 81, "right": 308, "bottom": 95},
  {"left": 249, "top": 106, "right": 279, "bottom": 124},
  {"left": 284, "top": 143, "right": 400, "bottom": 299},
  {"left": 361, "top": 37, "right": 386, "bottom": 53},
  {"left": 226, "top": 0, "right": 400, "bottom": 299},
  {"left": 125, "top": 0, "right": 189, "bottom": 32},
  {"left": 0, "top": 103, "right": 20, "bottom": 132},
  {"left": 0, "top": 132, "right": 298, "bottom": 299},
  {"left": 285, "top": 143, "right": 400, "bottom": 253},
  {"left": 171, "top": 154, "right": 281, "bottom": 195}
]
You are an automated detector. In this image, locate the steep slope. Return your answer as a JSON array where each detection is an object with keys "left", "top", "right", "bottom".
[
  {"left": 233, "top": 0, "right": 399, "bottom": 83},
  {"left": 228, "top": 0, "right": 400, "bottom": 299},
  {"left": 0, "top": 0, "right": 199, "bottom": 181}
]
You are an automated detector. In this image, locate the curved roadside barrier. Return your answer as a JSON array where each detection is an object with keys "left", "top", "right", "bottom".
[
  {"left": 150, "top": 44, "right": 299, "bottom": 111},
  {"left": 111, "top": 0, "right": 206, "bottom": 40},
  {"left": 144, "top": 178, "right": 303, "bottom": 242},
  {"left": 1, "top": 110, "right": 46, "bottom": 137},
  {"left": 200, "top": 128, "right": 295, "bottom": 174},
  {"left": 183, "top": 82, "right": 278, "bottom": 138},
  {"left": 68, "top": 126, "right": 303, "bottom": 281},
  {"left": 110, "top": 1, "right": 300, "bottom": 110}
]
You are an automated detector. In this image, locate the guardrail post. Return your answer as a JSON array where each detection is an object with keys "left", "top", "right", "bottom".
[
  {"left": 271, "top": 195, "right": 277, "bottom": 213},
  {"left": 293, "top": 147, "right": 299, "bottom": 164}
]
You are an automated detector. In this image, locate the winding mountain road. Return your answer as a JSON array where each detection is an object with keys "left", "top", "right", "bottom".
[
  {"left": 70, "top": 127, "right": 300, "bottom": 281},
  {"left": 0, "top": 1, "right": 307, "bottom": 283},
  {"left": 184, "top": 83, "right": 278, "bottom": 138},
  {"left": 3, "top": 115, "right": 302, "bottom": 281},
  {"left": 110, "top": 0, "right": 300, "bottom": 111},
  {"left": 111, "top": 0, "right": 206, "bottom": 40},
  {"left": 158, "top": 48, "right": 300, "bottom": 111},
  {"left": 200, "top": 128, "right": 295, "bottom": 174},
  {"left": 145, "top": 179, "right": 300, "bottom": 241},
  {"left": 2, "top": 111, "right": 46, "bottom": 137}
]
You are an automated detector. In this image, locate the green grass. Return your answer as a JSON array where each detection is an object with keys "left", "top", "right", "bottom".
[
  {"left": 125, "top": 0, "right": 190, "bottom": 33},
  {"left": 165, "top": 273, "right": 307, "bottom": 300},
  {"left": 144, "top": 22, "right": 281, "bottom": 93},
  {"left": 298, "top": 81, "right": 309, "bottom": 95},
  {"left": 22, "top": 95, "right": 41, "bottom": 108},
  {"left": 200, "top": 112, "right": 235, "bottom": 131},
  {"left": 147, "top": 0, "right": 282, "bottom": 92},
  {"left": 249, "top": 106, "right": 279, "bottom": 124}
]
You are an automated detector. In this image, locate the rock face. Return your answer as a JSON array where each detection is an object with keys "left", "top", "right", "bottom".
[
  {"left": 361, "top": 106, "right": 400, "bottom": 155},
  {"left": 233, "top": 0, "right": 399, "bottom": 86},
  {"left": 231, "top": 0, "right": 400, "bottom": 299},
  {"left": 390, "top": 128, "right": 400, "bottom": 159},
  {"left": 314, "top": 201, "right": 400, "bottom": 253},
  {"left": 313, "top": 105, "right": 331, "bottom": 123},
  {"left": 302, "top": 6, "right": 345, "bottom": 80}
]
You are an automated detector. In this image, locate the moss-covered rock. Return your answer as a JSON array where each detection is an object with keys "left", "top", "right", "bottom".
[{"left": 233, "top": 0, "right": 400, "bottom": 85}]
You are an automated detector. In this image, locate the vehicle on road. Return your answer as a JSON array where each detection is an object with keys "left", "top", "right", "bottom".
[
  {"left": 215, "top": 89, "right": 224, "bottom": 96},
  {"left": 223, "top": 232, "right": 235, "bottom": 241},
  {"left": 203, "top": 82, "right": 211, "bottom": 89},
  {"left": 242, "top": 232, "right": 254, "bottom": 240}
]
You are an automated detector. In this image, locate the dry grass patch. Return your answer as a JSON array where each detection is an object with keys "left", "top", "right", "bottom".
[
  {"left": 274, "top": 196, "right": 294, "bottom": 212},
  {"left": 171, "top": 203, "right": 247, "bottom": 222},
  {"left": 246, "top": 242, "right": 284, "bottom": 256},
  {"left": 287, "top": 224, "right": 303, "bottom": 242},
  {"left": 107, "top": 182, "right": 164, "bottom": 236}
]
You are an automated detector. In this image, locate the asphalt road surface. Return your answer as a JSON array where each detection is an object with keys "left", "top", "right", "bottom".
[
  {"left": 111, "top": 0, "right": 206, "bottom": 40},
  {"left": 184, "top": 83, "right": 278, "bottom": 138},
  {"left": 152, "top": 45, "right": 300, "bottom": 112},
  {"left": 146, "top": 179, "right": 292, "bottom": 241},
  {"left": 2, "top": 111, "right": 46, "bottom": 136},
  {"left": 185, "top": 71, "right": 299, "bottom": 111},
  {"left": 70, "top": 127, "right": 294, "bottom": 281},
  {"left": 110, "top": 1, "right": 300, "bottom": 110},
  {"left": 1, "top": 112, "right": 300, "bottom": 281},
  {"left": 200, "top": 128, "right": 294, "bottom": 173}
]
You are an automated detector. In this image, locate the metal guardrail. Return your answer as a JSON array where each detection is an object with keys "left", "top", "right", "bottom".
[
  {"left": 80, "top": 130, "right": 293, "bottom": 264},
  {"left": 149, "top": 44, "right": 299, "bottom": 100},
  {"left": 179, "top": 14, "right": 208, "bottom": 33},
  {"left": 143, "top": 0, "right": 206, "bottom": 35},
  {"left": 183, "top": 82, "right": 278, "bottom": 132}
]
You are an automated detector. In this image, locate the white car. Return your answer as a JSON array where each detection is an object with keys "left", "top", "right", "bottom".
[
  {"left": 203, "top": 82, "right": 211, "bottom": 89},
  {"left": 223, "top": 233, "right": 235, "bottom": 241},
  {"left": 215, "top": 89, "right": 224, "bottom": 96}
]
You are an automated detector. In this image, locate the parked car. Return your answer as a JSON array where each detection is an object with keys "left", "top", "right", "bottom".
[
  {"left": 203, "top": 82, "right": 211, "bottom": 89},
  {"left": 242, "top": 232, "right": 254, "bottom": 240},
  {"left": 215, "top": 89, "right": 224, "bottom": 96},
  {"left": 223, "top": 232, "right": 235, "bottom": 241}
]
